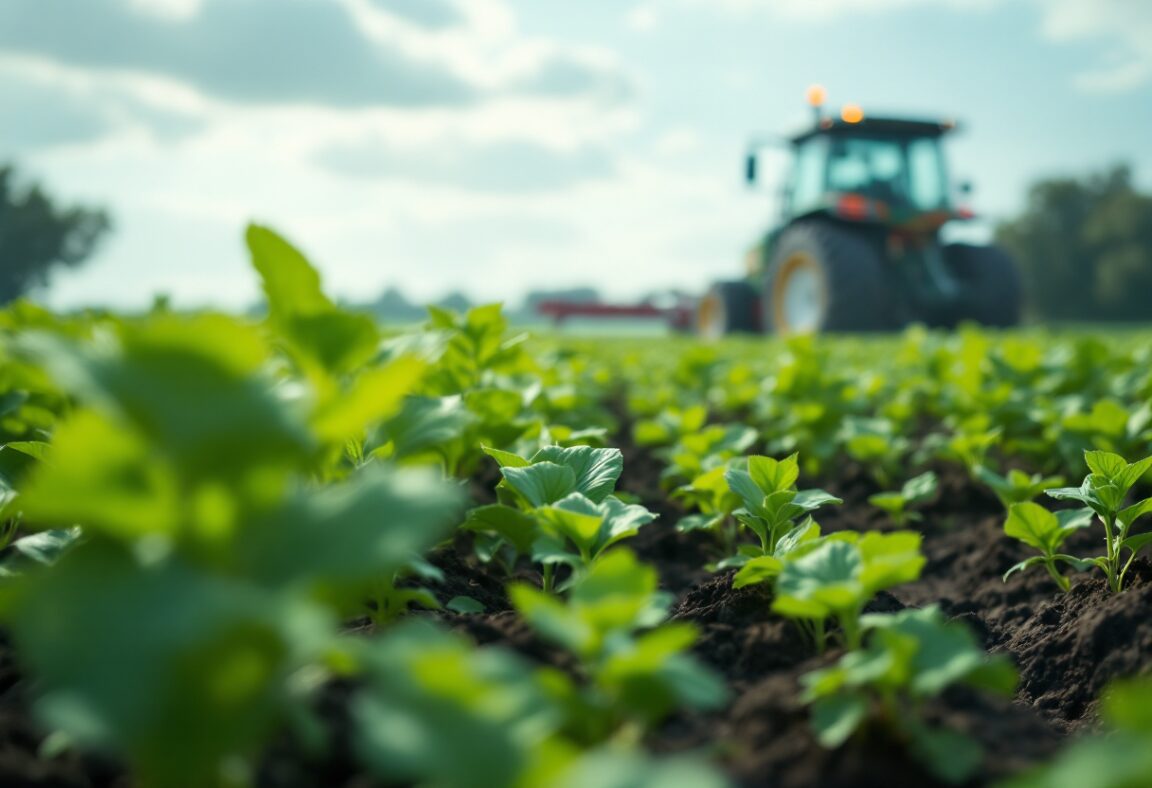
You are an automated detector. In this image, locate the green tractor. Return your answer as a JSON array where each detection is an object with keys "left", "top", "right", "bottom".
[{"left": 698, "top": 92, "right": 1022, "bottom": 336}]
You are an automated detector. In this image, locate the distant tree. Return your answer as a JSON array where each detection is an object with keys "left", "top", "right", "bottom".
[
  {"left": 369, "top": 286, "right": 425, "bottom": 323},
  {"left": 435, "top": 291, "right": 473, "bottom": 313},
  {"left": 997, "top": 165, "right": 1152, "bottom": 321},
  {"left": 0, "top": 164, "right": 111, "bottom": 305}
]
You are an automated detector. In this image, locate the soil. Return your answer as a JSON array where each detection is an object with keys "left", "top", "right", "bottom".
[{"left": 0, "top": 431, "right": 1150, "bottom": 786}]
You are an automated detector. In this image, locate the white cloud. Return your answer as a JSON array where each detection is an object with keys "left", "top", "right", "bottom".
[
  {"left": 1034, "top": 0, "right": 1152, "bottom": 93},
  {"left": 627, "top": 4, "right": 659, "bottom": 32}
]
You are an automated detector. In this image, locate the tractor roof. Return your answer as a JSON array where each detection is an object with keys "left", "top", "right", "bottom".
[{"left": 790, "top": 116, "right": 957, "bottom": 145}]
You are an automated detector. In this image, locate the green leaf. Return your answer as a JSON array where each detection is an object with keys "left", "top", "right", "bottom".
[
  {"left": 773, "top": 540, "right": 863, "bottom": 619},
  {"left": 792, "top": 489, "right": 843, "bottom": 512},
  {"left": 461, "top": 505, "right": 539, "bottom": 556},
  {"left": 1119, "top": 531, "right": 1152, "bottom": 557},
  {"left": 857, "top": 531, "right": 925, "bottom": 595},
  {"left": 246, "top": 224, "right": 333, "bottom": 322},
  {"left": 531, "top": 446, "right": 623, "bottom": 503},
  {"left": 1118, "top": 498, "right": 1152, "bottom": 530},
  {"left": 809, "top": 694, "right": 868, "bottom": 748},
  {"left": 446, "top": 596, "right": 485, "bottom": 614},
  {"left": 1084, "top": 450, "right": 1128, "bottom": 481},
  {"left": 482, "top": 446, "right": 530, "bottom": 469},
  {"left": 733, "top": 555, "right": 783, "bottom": 588},
  {"left": 907, "top": 724, "right": 984, "bottom": 784},
  {"left": 748, "top": 453, "right": 799, "bottom": 494},
  {"left": 1002, "top": 556, "right": 1047, "bottom": 582},
  {"left": 238, "top": 466, "right": 463, "bottom": 591},
  {"left": 724, "top": 467, "right": 766, "bottom": 512},
  {"left": 868, "top": 492, "right": 905, "bottom": 515},
  {"left": 502, "top": 462, "right": 578, "bottom": 508},
  {"left": 1005, "top": 502, "right": 1066, "bottom": 554},
  {"left": 312, "top": 356, "right": 425, "bottom": 443},
  {"left": 376, "top": 396, "right": 472, "bottom": 462},
  {"left": 1116, "top": 456, "right": 1152, "bottom": 496},
  {"left": 901, "top": 471, "right": 938, "bottom": 502}
]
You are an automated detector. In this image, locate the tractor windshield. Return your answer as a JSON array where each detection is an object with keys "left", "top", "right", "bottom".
[
  {"left": 826, "top": 135, "right": 949, "bottom": 211},
  {"left": 788, "top": 133, "right": 950, "bottom": 215}
]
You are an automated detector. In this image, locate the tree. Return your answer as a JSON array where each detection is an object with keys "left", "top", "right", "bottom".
[
  {"left": 0, "top": 164, "right": 111, "bottom": 304},
  {"left": 996, "top": 165, "right": 1152, "bottom": 322}
]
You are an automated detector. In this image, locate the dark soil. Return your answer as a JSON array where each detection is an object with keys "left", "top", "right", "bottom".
[{"left": 0, "top": 435, "right": 1150, "bottom": 787}]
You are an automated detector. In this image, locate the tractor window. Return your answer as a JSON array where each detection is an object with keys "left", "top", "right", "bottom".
[
  {"left": 789, "top": 137, "right": 827, "bottom": 214},
  {"left": 907, "top": 137, "right": 949, "bottom": 210},
  {"left": 826, "top": 137, "right": 908, "bottom": 205}
]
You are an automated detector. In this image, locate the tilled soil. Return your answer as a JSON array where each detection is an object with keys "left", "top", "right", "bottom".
[{"left": 0, "top": 445, "right": 1150, "bottom": 787}]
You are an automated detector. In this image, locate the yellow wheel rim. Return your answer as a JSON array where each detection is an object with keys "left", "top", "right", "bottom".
[
  {"left": 697, "top": 290, "right": 725, "bottom": 340},
  {"left": 772, "top": 251, "right": 826, "bottom": 334}
]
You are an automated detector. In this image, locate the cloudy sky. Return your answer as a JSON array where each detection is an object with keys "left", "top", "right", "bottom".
[{"left": 3, "top": 0, "right": 1151, "bottom": 310}]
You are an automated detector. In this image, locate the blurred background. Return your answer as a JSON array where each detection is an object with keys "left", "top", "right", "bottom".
[{"left": 2, "top": 0, "right": 1151, "bottom": 323}]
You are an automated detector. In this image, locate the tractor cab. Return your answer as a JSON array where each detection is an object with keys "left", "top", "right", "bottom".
[{"left": 783, "top": 116, "right": 959, "bottom": 231}]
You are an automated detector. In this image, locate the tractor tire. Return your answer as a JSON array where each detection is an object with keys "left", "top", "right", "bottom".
[
  {"left": 697, "top": 280, "right": 760, "bottom": 339},
  {"left": 944, "top": 243, "right": 1022, "bottom": 327},
  {"left": 765, "top": 221, "right": 894, "bottom": 334}
]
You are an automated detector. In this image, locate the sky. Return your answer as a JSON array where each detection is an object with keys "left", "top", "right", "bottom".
[{"left": 3, "top": 0, "right": 1151, "bottom": 311}]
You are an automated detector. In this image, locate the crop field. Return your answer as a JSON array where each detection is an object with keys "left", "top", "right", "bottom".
[{"left": 1, "top": 227, "right": 1151, "bottom": 788}]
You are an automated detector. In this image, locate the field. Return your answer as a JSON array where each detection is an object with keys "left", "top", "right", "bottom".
[{"left": 1, "top": 227, "right": 1151, "bottom": 788}]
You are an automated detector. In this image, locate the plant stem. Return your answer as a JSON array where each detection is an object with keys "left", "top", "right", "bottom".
[
  {"left": 1044, "top": 559, "right": 1071, "bottom": 592},
  {"left": 1102, "top": 513, "right": 1120, "bottom": 592},
  {"left": 542, "top": 563, "right": 554, "bottom": 594}
]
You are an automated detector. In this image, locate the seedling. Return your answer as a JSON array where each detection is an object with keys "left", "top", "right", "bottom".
[
  {"left": 463, "top": 445, "right": 655, "bottom": 590},
  {"left": 510, "top": 549, "right": 727, "bottom": 743},
  {"left": 1045, "top": 450, "right": 1152, "bottom": 593},
  {"left": 802, "top": 605, "right": 1017, "bottom": 784},
  {"left": 868, "top": 471, "right": 938, "bottom": 525},
  {"left": 1001, "top": 503, "right": 1094, "bottom": 592},
  {"left": 771, "top": 531, "right": 925, "bottom": 651},
  {"left": 673, "top": 464, "right": 742, "bottom": 556},
  {"left": 724, "top": 453, "right": 842, "bottom": 558}
]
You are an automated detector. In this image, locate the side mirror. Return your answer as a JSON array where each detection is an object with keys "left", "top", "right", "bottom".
[{"left": 745, "top": 153, "right": 757, "bottom": 185}]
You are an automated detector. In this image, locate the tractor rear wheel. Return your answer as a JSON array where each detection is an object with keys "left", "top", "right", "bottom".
[
  {"left": 944, "top": 243, "right": 1022, "bottom": 327},
  {"left": 765, "top": 222, "right": 893, "bottom": 334},
  {"left": 697, "top": 280, "right": 760, "bottom": 339}
]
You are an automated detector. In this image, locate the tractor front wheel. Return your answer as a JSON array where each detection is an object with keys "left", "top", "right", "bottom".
[
  {"left": 697, "top": 280, "right": 760, "bottom": 339},
  {"left": 765, "top": 222, "right": 893, "bottom": 334}
]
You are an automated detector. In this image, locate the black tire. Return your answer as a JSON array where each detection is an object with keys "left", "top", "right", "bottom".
[
  {"left": 765, "top": 221, "right": 896, "bottom": 334},
  {"left": 697, "top": 280, "right": 760, "bottom": 338},
  {"left": 944, "top": 243, "right": 1022, "bottom": 327}
]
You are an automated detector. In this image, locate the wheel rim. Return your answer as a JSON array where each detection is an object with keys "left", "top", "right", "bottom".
[
  {"left": 772, "top": 252, "right": 825, "bottom": 334},
  {"left": 697, "top": 290, "right": 726, "bottom": 340}
]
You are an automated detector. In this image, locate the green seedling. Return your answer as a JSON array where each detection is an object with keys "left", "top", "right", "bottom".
[
  {"left": 803, "top": 605, "right": 1017, "bottom": 785},
  {"left": 868, "top": 471, "right": 938, "bottom": 525},
  {"left": 1001, "top": 503, "right": 1094, "bottom": 591},
  {"left": 1046, "top": 450, "right": 1152, "bottom": 593},
  {"left": 772, "top": 531, "right": 926, "bottom": 652},
  {"left": 464, "top": 445, "right": 655, "bottom": 590},
  {"left": 724, "top": 453, "right": 842, "bottom": 559},
  {"left": 510, "top": 549, "right": 727, "bottom": 744},
  {"left": 673, "top": 464, "right": 742, "bottom": 557}
]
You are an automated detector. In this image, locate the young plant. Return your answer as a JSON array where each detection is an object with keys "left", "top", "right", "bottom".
[
  {"left": 672, "top": 464, "right": 742, "bottom": 557},
  {"left": 510, "top": 549, "right": 727, "bottom": 744},
  {"left": 1046, "top": 450, "right": 1152, "bottom": 593},
  {"left": 868, "top": 471, "right": 938, "bottom": 525},
  {"left": 463, "top": 445, "right": 655, "bottom": 590},
  {"left": 724, "top": 453, "right": 842, "bottom": 559},
  {"left": 771, "top": 531, "right": 926, "bottom": 652},
  {"left": 802, "top": 605, "right": 1017, "bottom": 785},
  {"left": 1002, "top": 502, "right": 1094, "bottom": 592}
]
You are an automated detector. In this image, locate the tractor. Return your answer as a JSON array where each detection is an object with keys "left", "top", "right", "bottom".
[{"left": 698, "top": 87, "right": 1022, "bottom": 336}]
